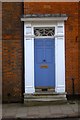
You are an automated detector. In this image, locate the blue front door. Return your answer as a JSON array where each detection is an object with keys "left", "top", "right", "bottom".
[{"left": 34, "top": 38, "right": 55, "bottom": 88}]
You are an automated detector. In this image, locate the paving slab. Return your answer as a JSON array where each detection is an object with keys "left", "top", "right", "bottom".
[{"left": 2, "top": 101, "right": 80, "bottom": 119}]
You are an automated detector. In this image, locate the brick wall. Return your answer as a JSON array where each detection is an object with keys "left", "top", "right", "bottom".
[
  {"left": 2, "top": 2, "right": 24, "bottom": 102},
  {"left": 2, "top": 2, "right": 79, "bottom": 103},
  {"left": 0, "top": 2, "right": 2, "bottom": 102},
  {"left": 24, "top": 2, "right": 79, "bottom": 94},
  {"left": 78, "top": 2, "right": 80, "bottom": 93}
]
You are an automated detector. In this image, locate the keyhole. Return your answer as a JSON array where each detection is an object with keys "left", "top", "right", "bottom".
[{"left": 43, "top": 59, "right": 46, "bottom": 62}]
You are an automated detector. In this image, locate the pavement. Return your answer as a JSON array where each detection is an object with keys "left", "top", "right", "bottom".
[{"left": 1, "top": 101, "right": 80, "bottom": 119}]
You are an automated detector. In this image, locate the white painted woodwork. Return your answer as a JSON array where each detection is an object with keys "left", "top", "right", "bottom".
[{"left": 23, "top": 18, "right": 67, "bottom": 94}]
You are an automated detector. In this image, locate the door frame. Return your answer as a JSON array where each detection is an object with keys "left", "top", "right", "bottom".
[{"left": 23, "top": 19, "right": 67, "bottom": 94}]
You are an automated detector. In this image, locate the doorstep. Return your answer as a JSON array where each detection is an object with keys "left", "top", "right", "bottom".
[{"left": 24, "top": 92, "right": 67, "bottom": 106}]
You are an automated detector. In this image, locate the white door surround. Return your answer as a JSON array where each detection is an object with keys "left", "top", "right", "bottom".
[{"left": 21, "top": 16, "right": 68, "bottom": 94}]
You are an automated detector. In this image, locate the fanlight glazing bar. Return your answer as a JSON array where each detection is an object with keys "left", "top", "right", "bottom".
[{"left": 24, "top": 35, "right": 64, "bottom": 39}]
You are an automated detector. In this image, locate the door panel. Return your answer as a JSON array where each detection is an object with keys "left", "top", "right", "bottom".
[{"left": 34, "top": 38, "right": 55, "bottom": 87}]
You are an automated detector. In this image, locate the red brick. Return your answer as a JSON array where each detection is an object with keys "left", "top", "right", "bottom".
[
  {"left": 2, "top": 2, "right": 79, "bottom": 103},
  {"left": 24, "top": 2, "right": 79, "bottom": 95},
  {"left": 2, "top": 2, "right": 23, "bottom": 103}
]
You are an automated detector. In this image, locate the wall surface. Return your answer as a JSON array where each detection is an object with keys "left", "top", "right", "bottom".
[
  {"left": 2, "top": 2, "right": 79, "bottom": 103},
  {"left": 0, "top": 2, "right": 2, "bottom": 103},
  {"left": 78, "top": 2, "right": 80, "bottom": 93},
  {"left": 2, "top": 2, "right": 23, "bottom": 102},
  {"left": 24, "top": 2, "right": 79, "bottom": 94}
]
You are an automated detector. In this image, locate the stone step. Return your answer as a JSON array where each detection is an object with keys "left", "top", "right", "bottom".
[
  {"left": 24, "top": 92, "right": 67, "bottom": 98},
  {"left": 25, "top": 97, "right": 67, "bottom": 101},
  {"left": 24, "top": 92, "right": 67, "bottom": 106},
  {"left": 24, "top": 92, "right": 67, "bottom": 96},
  {"left": 24, "top": 99, "right": 67, "bottom": 106},
  {"left": 24, "top": 95, "right": 66, "bottom": 99}
]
